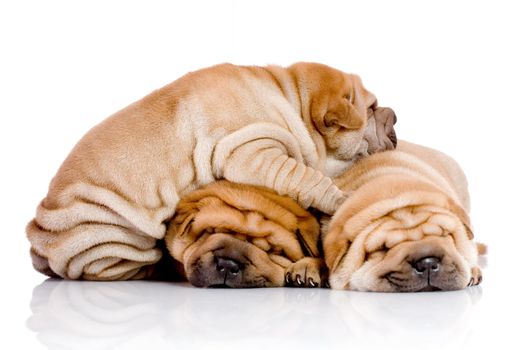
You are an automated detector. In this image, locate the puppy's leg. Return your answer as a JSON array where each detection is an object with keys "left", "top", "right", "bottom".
[
  {"left": 26, "top": 183, "right": 172, "bottom": 280},
  {"left": 214, "top": 134, "right": 345, "bottom": 214},
  {"left": 285, "top": 257, "right": 329, "bottom": 288}
]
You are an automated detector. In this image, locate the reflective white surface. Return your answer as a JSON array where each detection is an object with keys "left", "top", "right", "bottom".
[
  {"left": 24, "top": 279, "right": 487, "bottom": 350},
  {"left": 3, "top": 1, "right": 525, "bottom": 349},
  {"left": 9, "top": 253, "right": 521, "bottom": 350}
]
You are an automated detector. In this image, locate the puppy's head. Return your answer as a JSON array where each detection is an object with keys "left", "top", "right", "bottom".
[
  {"left": 324, "top": 178, "right": 482, "bottom": 292},
  {"left": 165, "top": 181, "right": 320, "bottom": 288},
  {"left": 289, "top": 63, "right": 397, "bottom": 162}
]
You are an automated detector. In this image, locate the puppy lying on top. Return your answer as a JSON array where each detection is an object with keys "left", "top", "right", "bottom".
[
  {"left": 27, "top": 62, "right": 396, "bottom": 280},
  {"left": 164, "top": 181, "right": 328, "bottom": 288},
  {"left": 322, "top": 141, "right": 484, "bottom": 292}
]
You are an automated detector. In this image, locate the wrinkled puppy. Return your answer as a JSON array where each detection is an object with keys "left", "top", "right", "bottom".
[
  {"left": 323, "top": 141, "right": 483, "bottom": 292},
  {"left": 27, "top": 62, "right": 396, "bottom": 280},
  {"left": 165, "top": 181, "right": 328, "bottom": 288}
]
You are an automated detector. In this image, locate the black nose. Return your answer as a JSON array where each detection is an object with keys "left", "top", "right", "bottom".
[
  {"left": 413, "top": 257, "right": 441, "bottom": 274},
  {"left": 216, "top": 257, "right": 240, "bottom": 276}
]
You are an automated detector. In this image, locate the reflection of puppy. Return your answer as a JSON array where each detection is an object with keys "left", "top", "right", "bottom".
[
  {"left": 27, "top": 62, "right": 396, "bottom": 280},
  {"left": 323, "top": 141, "right": 483, "bottom": 291},
  {"left": 27, "top": 279, "right": 481, "bottom": 350},
  {"left": 165, "top": 181, "right": 328, "bottom": 288},
  {"left": 328, "top": 287, "right": 482, "bottom": 349},
  {"left": 27, "top": 280, "right": 329, "bottom": 350}
]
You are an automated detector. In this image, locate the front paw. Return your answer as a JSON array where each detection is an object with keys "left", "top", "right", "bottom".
[
  {"left": 285, "top": 258, "right": 329, "bottom": 288},
  {"left": 468, "top": 266, "right": 483, "bottom": 286}
]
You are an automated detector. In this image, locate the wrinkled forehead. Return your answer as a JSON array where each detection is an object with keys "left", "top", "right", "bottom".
[
  {"left": 382, "top": 234, "right": 457, "bottom": 259},
  {"left": 345, "top": 73, "right": 377, "bottom": 108},
  {"left": 191, "top": 220, "right": 307, "bottom": 261}
]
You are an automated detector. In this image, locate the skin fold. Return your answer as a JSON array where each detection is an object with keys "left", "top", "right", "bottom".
[
  {"left": 26, "top": 62, "right": 396, "bottom": 280},
  {"left": 164, "top": 181, "right": 328, "bottom": 288},
  {"left": 322, "top": 141, "right": 483, "bottom": 292}
]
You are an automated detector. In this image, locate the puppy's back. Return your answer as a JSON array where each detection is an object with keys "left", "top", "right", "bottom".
[
  {"left": 396, "top": 141, "right": 470, "bottom": 212},
  {"left": 335, "top": 140, "right": 469, "bottom": 211}
]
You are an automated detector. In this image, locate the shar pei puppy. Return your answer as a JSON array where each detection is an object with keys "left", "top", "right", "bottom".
[
  {"left": 27, "top": 62, "right": 397, "bottom": 280},
  {"left": 322, "top": 141, "right": 483, "bottom": 291},
  {"left": 164, "top": 180, "right": 328, "bottom": 288}
]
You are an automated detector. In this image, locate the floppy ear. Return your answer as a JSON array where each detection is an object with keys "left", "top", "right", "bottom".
[
  {"left": 290, "top": 63, "right": 367, "bottom": 131},
  {"left": 164, "top": 201, "right": 198, "bottom": 261},
  {"left": 295, "top": 228, "right": 319, "bottom": 258},
  {"left": 463, "top": 222, "right": 474, "bottom": 240},
  {"left": 324, "top": 237, "right": 350, "bottom": 273},
  {"left": 173, "top": 210, "right": 195, "bottom": 238},
  {"left": 323, "top": 98, "right": 366, "bottom": 130},
  {"left": 292, "top": 210, "right": 321, "bottom": 257},
  {"left": 323, "top": 73, "right": 377, "bottom": 130},
  {"left": 448, "top": 199, "right": 474, "bottom": 240}
]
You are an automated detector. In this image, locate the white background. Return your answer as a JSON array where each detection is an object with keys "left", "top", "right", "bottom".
[{"left": 1, "top": 1, "right": 524, "bottom": 349}]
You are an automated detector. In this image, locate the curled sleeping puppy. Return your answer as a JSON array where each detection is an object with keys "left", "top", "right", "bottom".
[
  {"left": 322, "top": 141, "right": 483, "bottom": 291},
  {"left": 26, "top": 62, "right": 397, "bottom": 280},
  {"left": 164, "top": 180, "right": 328, "bottom": 288}
]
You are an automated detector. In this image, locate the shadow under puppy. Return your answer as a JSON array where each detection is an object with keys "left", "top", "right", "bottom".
[
  {"left": 322, "top": 141, "right": 484, "bottom": 291},
  {"left": 164, "top": 181, "right": 328, "bottom": 288}
]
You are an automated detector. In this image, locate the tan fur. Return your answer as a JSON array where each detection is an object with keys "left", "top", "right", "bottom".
[
  {"left": 165, "top": 180, "right": 326, "bottom": 287},
  {"left": 323, "top": 140, "right": 482, "bottom": 291},
  {"left": 27, "top": 62, "right": 393, "bottom": 280}
]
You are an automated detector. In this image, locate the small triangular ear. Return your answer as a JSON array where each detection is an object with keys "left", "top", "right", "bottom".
[
  {"left": 324, "top": 239, "right": 350, "bottom": 273},
  {"left": 463, "top": 222, "right": 474, "bottom": 240},
  {"left": 295, "top": 223, "right": 320, "bottom": 258},
  {"left": 448, "top": 199, "right": 474, "bottom": 240},
  {"left": 324, "top": 99, "right": 365, "bottom": 130},
  {"left": 296, "top": 229, "right": 316, "bottom": 257},
  {"left": 175, "top": 213, "right": 195, "bottom": 238},
  {"left": 164, "top": 204, "right": 198, "bottom": 261}
]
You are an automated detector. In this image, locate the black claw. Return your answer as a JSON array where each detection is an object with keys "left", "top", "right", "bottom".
[
  {"left": 285, "top": 272, "right": 291, "bottom": 285},
  {"left": 295, "top": 274, "right": 303, "bottom": 286},
  {"left": 307, "top": 277, "right": 318, "bottom": 287},
  {"left": 323, "top": 280, "right": 330, "bottom": 288},
  {"left": 468, "top": 278, "right": 474, "bottom": 287}
]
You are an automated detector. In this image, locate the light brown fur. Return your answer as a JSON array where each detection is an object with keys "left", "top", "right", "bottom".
[
  {"left": 26, "top": 62, "right": 395, "bottom": 280},
  {"left": 323, "top": 141, "right": 482, "bottom": 291},
  {"left": 165, "top": 180, "right": 327, "bottom": 287}
]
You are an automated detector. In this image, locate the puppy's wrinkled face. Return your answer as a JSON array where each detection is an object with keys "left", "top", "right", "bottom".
[
  {"left": 165, "top": 181, "right": 321, "bottom": 288},
  {"left": 351, "top": 236, "right": 482, "bottom": 292},
  {"left": 293, "top": 64, "right": 397, "bottom": 164},
  {"left": 322, "top": 89, "right": 397, "bottom": 164},
  {"left": 355, "top": 105, "right": 397, "bottom": 159},
  {"left": 323, "top": 139, "right": 483, "bottom": 292},
  {"left": 184, "top": 230, "right": 292, "bottom": 288}
]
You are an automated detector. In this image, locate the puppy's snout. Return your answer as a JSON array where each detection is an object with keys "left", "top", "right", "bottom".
[
  {"left": 385, "top": 107, "right": 397, "bottom": 149},
  {"left": 370, "top": 106, "right": 397, "bottom": 151},
  {"left": 216, "top": 257, "right": 241, "bottom": 276},
  {"left": 413, "top": 256, "right": 441, "bottom": 274},
  {"left": 389, "top": 129, "right": 397, "bottom": 149},
  {"left": 390, "top": 109, "right": 397, "bottom": 125}
]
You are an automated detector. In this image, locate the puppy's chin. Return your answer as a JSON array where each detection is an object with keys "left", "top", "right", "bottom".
[
  {"left": 328, "top": 117, "right": 396, "bottom": 166},
  {"left": 185, "top": 234, "right": 285, "bottom": 288},
  {"left": 330, "top": 236, "right": 480, "bottom": 292},
  {"left": 324, "top": 137, "right": 372, "bottom": 178}
]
